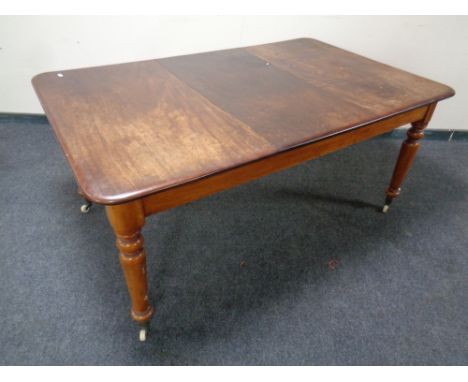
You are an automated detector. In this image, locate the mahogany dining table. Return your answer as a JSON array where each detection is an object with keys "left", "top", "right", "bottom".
[{"left": 32, "top": 38, "right": 455, "bottom": 341}]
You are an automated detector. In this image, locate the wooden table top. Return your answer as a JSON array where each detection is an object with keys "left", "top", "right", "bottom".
[{"left": 32, "top": 38, "right": 454, "bottom": 204}]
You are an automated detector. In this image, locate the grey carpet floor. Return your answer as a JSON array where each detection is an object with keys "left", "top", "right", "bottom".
[{"left": 0, "top": 116, "right": 467, "bottom": 365}]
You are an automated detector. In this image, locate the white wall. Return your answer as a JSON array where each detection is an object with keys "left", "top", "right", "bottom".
[{"left": 1, "top": 16, "right": 466, "bottom": 130}]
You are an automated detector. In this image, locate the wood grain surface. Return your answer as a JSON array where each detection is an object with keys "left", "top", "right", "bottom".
[
  {"left": 32, "top": 38, "right": 454, "bottom": 204},
  {"left": 141, "top": 105, "right": 430, "bottom": 215}
]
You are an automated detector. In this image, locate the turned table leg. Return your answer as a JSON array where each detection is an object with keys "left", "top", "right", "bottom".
[
  {"left": 105, "top": 200, "right": 154, "bottom": 341},
  {"left": 383, "top": 103, "right": 437, "bottom": 212}
]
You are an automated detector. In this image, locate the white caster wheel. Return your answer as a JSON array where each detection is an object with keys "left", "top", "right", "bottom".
[
  {"left": 139, "top": 327, "right": 147, "bottom": 342},
  {"left": 80, "top": 203, "right": 92, "bottom": 213},
  {"left": 382, "top": 204, "right": 390, "bottom": 213}
]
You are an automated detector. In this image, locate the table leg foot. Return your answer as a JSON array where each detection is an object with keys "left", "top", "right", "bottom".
[
  {"left": 139, "top": 323, "right": 150, "bottom": 342},
  {"left": 77, "top": 186, "right": 93, "bottom": 213},
  {"left": 80, "top": 201, "right": 93, "bottom": 213},
  {"left": 382, "top": 197, "right": 392, "bottom": 213}
]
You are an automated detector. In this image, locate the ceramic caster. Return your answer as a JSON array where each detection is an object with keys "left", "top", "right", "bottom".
[
  {"left": 382, "top": 204, "right": 390, "bottom": 213},
  {"left": 80, "top": 202, "right": 92, "bottom": 213},
  {"left": 139, "top": 326, "right": 148, "bottom": 342}
]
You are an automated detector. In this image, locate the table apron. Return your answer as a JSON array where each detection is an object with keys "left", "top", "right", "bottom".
[{"left": 142, "top": 104, "right": 430, "bottom": 216}]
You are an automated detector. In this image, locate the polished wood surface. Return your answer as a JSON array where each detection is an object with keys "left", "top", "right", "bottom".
[
  {"left": 32, "top": 38, "right": 454, "bottom": 205},
  {"left": 142, "top": 105, "right": 429, "bottom": 215}
]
